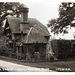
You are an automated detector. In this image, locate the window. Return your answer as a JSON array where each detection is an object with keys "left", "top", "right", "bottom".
[
  {"left": 9, "top": 43, "right": 13, "bottom": 48},
  {"left": 35, "top": 45, "right": 39, "bottom": 52},
  {"left": 15, "top": 34, "right": 21, "bottom": 40},
  {"left": 22, "top": 46, "right": 24, "bottom": 54}
]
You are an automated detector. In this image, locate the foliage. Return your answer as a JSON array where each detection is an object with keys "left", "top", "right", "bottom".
[
  {"left": 47, "top": 2, "right": 75, "bottom": 34},
  {"left": 0, "top": 2, "right": 25, "bottom": 27}
]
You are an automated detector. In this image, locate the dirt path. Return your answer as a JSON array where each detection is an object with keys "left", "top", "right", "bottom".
[{"left": 0, "top": 60, "right": 54, "bottom": 72}]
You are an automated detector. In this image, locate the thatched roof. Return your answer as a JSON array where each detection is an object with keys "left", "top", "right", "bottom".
[
  {"left": 5, "top": 17, "right": 49, "bottom": 43},
  {"left": 6, "top": 17, "right": 49, "bottom": 36},
  {"left": 28, "top": 18, "right": 49, "bottom": 36},
  {"left": 6, "top": 17, "right": 21, "bottom": 33},
  {"left": 23, "top": 27, "right": 48, "bottom": 43}
]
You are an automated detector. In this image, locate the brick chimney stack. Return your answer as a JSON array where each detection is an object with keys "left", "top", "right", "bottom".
[
  {"left": 19, "top": 6, "right": 29, "bottom": 33},
  {"left": 19, "top": 7, "right": 29, "bottom": 22}
]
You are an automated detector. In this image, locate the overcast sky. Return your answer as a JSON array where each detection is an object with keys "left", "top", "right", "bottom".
[
  {"left": 20, "top": 0, "right": 75, "bottom": 39},
  {"left": 1, "top": 0, "right": 75, "bottom": 39},
  {"left": 23, "top": 0, "right": 60, "bottom": 25},
  {"left": 21, "top": 0, "right": 61, "bottom": 25}
]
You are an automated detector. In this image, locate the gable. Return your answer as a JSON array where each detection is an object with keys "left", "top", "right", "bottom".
[{"left": 6, "top": 17, "right": 21, "bottom": 33}]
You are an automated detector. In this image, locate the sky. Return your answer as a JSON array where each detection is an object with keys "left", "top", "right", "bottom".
[
  {"left": 20, "top": 0, "right": 75, "bottom": 39},
  {"left": 20, "top": 0, "right": 60, "bottom": 25},
  {"left": 1, "top": 0, "right": 75, "bottom": 39}
]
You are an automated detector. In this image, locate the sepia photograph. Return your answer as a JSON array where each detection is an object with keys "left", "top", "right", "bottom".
[{"left": 0, "top": 0, "right": 75, "bottom": 73}]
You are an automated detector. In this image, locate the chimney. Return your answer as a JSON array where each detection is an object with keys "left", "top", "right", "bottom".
[
  {"left": 19, "top": 7, "right": 29, "bottom": 33},
  {"left": 19, "top": 7, "right": 29, "bottom": 22}
]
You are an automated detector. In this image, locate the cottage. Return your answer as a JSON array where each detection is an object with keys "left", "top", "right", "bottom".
[{"left": 3, "top": 6, "right": 50, "bottom": 61}]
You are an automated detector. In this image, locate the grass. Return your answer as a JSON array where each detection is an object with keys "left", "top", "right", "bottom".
[
  {"left": 16, "top": 60, "right": 75, "bottom": 72},
  {"left": 0, "top": 56, "right": 75, "bottom": 72}
]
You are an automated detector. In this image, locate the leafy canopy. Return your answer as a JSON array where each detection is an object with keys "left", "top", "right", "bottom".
[
  {"left": 0, "top": 2, "right": 25, "bottom": 27},
  {"left": 47, "top": 2, "right": 75, "bottom": 34}
]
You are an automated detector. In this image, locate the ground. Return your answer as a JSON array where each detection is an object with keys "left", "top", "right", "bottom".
[
  {"left": 0, "top": 56, "right": 53, "bottom": 72},
  {"left": 0, "top": 60, "right": 53, "bottom": 72},
  {"left": 0, "top": 56, "right": 75, "bottom": 72}
]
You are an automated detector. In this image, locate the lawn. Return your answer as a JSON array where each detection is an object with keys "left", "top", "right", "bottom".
[
  {"left": 8, "top": 59, "right": 75, "bottom": 72},
  {"left": 20, "top": 60, "right": 75, "bottom": 72}
]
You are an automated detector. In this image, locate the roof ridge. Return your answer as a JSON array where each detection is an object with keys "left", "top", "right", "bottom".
[{"left": 26, "top": 27, "right": 33, "bottom": 43}]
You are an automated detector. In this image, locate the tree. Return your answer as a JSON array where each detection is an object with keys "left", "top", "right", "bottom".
[
  {"left": 47, "top": 2, "right": 75, "bottom": 34},
  {"left": 0, "top": 2, "right": 25, "bottom": 27}
]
